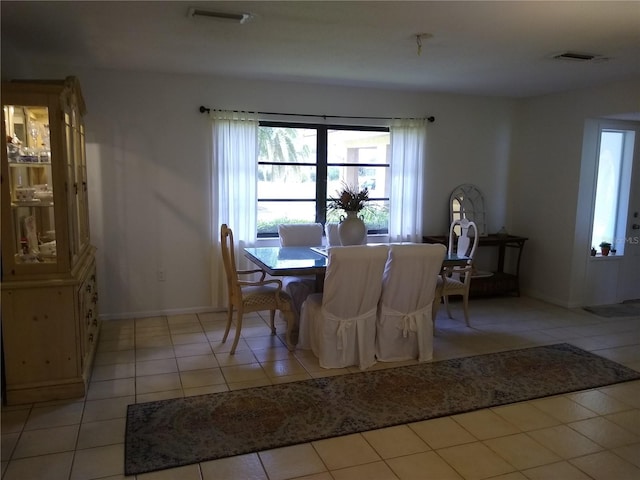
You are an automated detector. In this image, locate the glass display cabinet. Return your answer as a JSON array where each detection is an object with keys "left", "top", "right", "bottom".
[{"left": 1, "top": 77, "right": 98, "bottom": 404}]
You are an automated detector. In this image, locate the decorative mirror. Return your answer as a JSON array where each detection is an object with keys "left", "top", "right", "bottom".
[{"left": 449, "top": 184, "right": 488, "bottom": 236}]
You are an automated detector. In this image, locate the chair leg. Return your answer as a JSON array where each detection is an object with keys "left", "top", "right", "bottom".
[
  {"left": 269, "top": 310, "right": 276, "bottom": 335},
  {"left": 222, "top": 305, "right": 233, "bottom": 343},
  {"left": 444, "top": 294, "right": 453, "bottom": 319},
  {"left": 282, "top": 309, "right": 296, "bottom": 351},
  {"left": 230, "top": 308, "right": 244, "bottom": 354},
  {"left": 432, "top": 297, "right": 441, "bottom": 327},
  {"left": 462, "top": 293, "right": 471, "bottom": 326}
]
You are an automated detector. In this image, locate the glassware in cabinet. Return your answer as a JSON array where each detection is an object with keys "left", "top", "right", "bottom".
[{"left": 3, "top": 104, "right": 57, "bottom": 267}]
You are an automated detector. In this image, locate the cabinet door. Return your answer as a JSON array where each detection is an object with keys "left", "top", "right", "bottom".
[
  {"left": 77, "top": 122, "right": 90, "bottom": 251},
  {"left": 1, "top": 102, "right": 65, "bottom": 276},
  {"left": 2, "top": 287, "right": 79, "bottom": 385},
  {"left": 63, "top": 101, "right": 80, "bottom": 265}
]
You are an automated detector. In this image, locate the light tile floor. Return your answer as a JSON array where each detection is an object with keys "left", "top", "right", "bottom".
[{"left": 2, "top": 296, "right": 640, "bottom": 480}]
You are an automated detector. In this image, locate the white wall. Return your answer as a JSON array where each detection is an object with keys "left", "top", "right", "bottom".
[
  {"left": 82, "top": 69, "right": 516, "bottom": 318},
  {"left": 510, "top": 78, "right": 640, "bottom": 306},
  {"left": 5, "top": 60, "right": 636, "bottom": 316}
]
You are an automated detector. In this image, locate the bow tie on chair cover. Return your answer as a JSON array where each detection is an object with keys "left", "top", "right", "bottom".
[
  {"left": 378, "top": 303, "right": 434, "bottom": 362},
  {"left": 380, "top": 303, "right": 433, "bottom": 338},
  {"left": 322, "top": 306, "right": 378, "bottom": 367}
]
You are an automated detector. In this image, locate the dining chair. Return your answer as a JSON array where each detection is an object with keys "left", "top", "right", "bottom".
[
  {"left": 298, "top": 244, "right": 389, "bottom": 370},
  {"left": 376, "top": 243, "right": 447, "bottom": 362},
  {"left": 325, "top": 223, "right": 341, "bottom": 246},
  {"left": 220, "top": 224, "right": 295, "bottom": 353},
  {"left": 277, "top": 223, "right": 324, "bottom": 247},
  {"left": 433, "top": 218, "right": 479, "bottom": 325},
  {"left": 277, "top": 223, "right": 324, "bottom": 341}
]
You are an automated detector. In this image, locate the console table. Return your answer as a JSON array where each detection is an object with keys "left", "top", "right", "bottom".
[{"left": 423, "top": 234, "right": 528, "bottom": 297}]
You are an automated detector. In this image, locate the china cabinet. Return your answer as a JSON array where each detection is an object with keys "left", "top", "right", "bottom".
[{"left": 1, "top": 77, "right": 98, "bottom": 404}]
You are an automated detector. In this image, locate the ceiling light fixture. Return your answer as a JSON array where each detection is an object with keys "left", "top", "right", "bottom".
[
  {"left": 415, "top": 33, "right": 433, "bottom": 56},
  {"left": 187, "top": 7, "right": 252, "bottom": 24}
]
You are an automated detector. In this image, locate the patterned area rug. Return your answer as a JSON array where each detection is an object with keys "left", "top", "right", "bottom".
[{"left": 125, "top": 343, "right": 640, "bottom": 475}]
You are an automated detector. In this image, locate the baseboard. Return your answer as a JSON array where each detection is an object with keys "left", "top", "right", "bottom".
[
  {"left": 520, "top": 287, "right": 574, "bottom": 309},
  {"left": 99, "top": 306, "right": 226, "bottom": 321}
]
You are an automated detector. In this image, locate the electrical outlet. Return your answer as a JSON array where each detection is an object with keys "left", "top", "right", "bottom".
[{"left": 157, "top": 270, "right": 166, "bottom": 282}]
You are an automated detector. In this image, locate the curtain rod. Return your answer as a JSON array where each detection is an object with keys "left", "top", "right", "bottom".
[{"left": 199, "top": 106, "right": 435, "bottom": 123}]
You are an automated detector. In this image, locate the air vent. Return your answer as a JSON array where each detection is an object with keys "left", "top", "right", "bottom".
[
  {"left": 187, "top": 7, "right": 252, "bottom": 24},
  {"left": 551, "top": 51, "right": 607, "bottom": 62}
]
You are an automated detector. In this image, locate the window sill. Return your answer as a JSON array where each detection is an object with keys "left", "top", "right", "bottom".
[{"left": 590, "top": 254, "right": 622, "bottom": 261}]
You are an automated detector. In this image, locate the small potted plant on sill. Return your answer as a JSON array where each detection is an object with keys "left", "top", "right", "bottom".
[{"left": 599, "top": 241, "right": 612, "bottom": 256}]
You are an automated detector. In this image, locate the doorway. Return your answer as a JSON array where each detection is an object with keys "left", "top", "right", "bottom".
[{"left": 575, "top": 119, "right": 640, "bottom": 306}]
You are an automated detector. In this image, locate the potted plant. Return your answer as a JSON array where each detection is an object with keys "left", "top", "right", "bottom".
[
  {"left": 328, "top": 183, "right": 370, "bottom": 245},
  {"left": 599, "top": 241, "right": 612, "bottom": 256}
]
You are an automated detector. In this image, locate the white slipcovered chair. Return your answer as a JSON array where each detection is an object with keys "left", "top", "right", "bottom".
[
  {"left": 433, "top": 218, "right": 479, "bottom": 326},
  {"left": 298, "top": 245, "right": 388, "bottom": 370},
  {"left": 278, "top": 223, "right": 324, "bottom": 247},
  {"left": 376, "top": 243, "right": 447, "bottom": 362},
  {"left": 277, "top": 223, "right": 324, "bottom": 342},
  {"left": 325, "top": 223, "right": 341, "bottom": 246}
]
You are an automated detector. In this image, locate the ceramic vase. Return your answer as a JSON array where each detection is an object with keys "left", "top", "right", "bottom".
[{"left": 338, "top": 211, "right": 366, "bottom": 245}]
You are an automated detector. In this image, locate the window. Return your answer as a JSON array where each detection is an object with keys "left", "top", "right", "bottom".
[
  {"left": 591, "top": 128, "right": 635, "bottom": 254},
  {"left": 257, "top": 122, "right": 390, "bottom": 237}
]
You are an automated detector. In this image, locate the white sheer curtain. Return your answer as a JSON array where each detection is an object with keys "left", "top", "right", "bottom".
[
  {"left": 388, "top": 118, "right": 428, "bottom": 243},
  {"left": 210, "top": 110, "right": 258, "bottom": 308}
]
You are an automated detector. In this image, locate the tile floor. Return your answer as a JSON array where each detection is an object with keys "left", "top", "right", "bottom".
[{"left": 2, "top": 296, "right": 640, "bottom": 480}]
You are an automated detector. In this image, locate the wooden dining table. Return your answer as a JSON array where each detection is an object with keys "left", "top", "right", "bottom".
[{"left": 244, "top": 245, "right": 469, "bottom": 291}]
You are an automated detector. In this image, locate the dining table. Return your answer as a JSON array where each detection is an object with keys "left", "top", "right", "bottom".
[{"left": 244, "top": 244, "right": 470, "bottom": 292}]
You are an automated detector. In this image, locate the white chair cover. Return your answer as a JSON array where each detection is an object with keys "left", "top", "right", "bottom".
[
  {"left": 277, "top": 223, "right": 324, "bottom": 341},
  {"left": 278, "top": 223, "right": 323, "bottom": 246},
  {"left": 298, "top": 245, "right": 388, "bottom": 370},
  {"left": 376, "top": 243, "right": 447, "bottom": 362},
  {"left": 325, "top": 223, "right": 341, "bottom": 246}
]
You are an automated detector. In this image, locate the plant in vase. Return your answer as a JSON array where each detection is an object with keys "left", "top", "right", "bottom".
[
  {"left": 599, "top": 241, "right": 612, "bottom": 256},
  {"left": 328, "top": 183, "right": 370, "bottom": 245}
]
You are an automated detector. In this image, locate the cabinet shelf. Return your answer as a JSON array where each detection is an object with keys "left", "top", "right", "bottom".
[
  {"left": 9, "top": 160, "right": 51, "bottom": 166},
  {"left": 12, "top": 201, "right": 54, "bottom": 207}
]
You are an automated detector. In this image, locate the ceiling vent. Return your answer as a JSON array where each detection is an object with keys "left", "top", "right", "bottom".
[
  {"left": 551, "top": 51, "right": 608, "bottom": 62},
  {"left": 187, "top": 7, "right": 252, "bottom": 24}
]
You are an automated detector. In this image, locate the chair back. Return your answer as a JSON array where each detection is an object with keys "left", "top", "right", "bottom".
[
  {"left": 220, "top": 224, "right": 239, "bottom": 300},
  {"left": 325, "top": 223, "right": 341, "bottom": 246},
  {"left": 322, "top": 245, "right": 388, "bottom": 318},
  {"left": 278, "top": 223, "right": 324, "bottom": 246},
  {"left": 380, "top": 243, "right": 447, "bottom": 313},
  {"left": 449, "top": 218, "right": 479, "bottom": 263}
]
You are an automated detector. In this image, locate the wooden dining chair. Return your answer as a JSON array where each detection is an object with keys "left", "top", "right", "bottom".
[
  {"left": 220, "top": 224, "right": 295, "bottom": 353},
  {"left": 433, "top": 218, "right": 479, "bottom": 326}
]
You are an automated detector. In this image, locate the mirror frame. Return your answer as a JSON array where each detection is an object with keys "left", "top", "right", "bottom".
[{"left": 449, "top": 184, "right": 488, "bottom": 236}]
